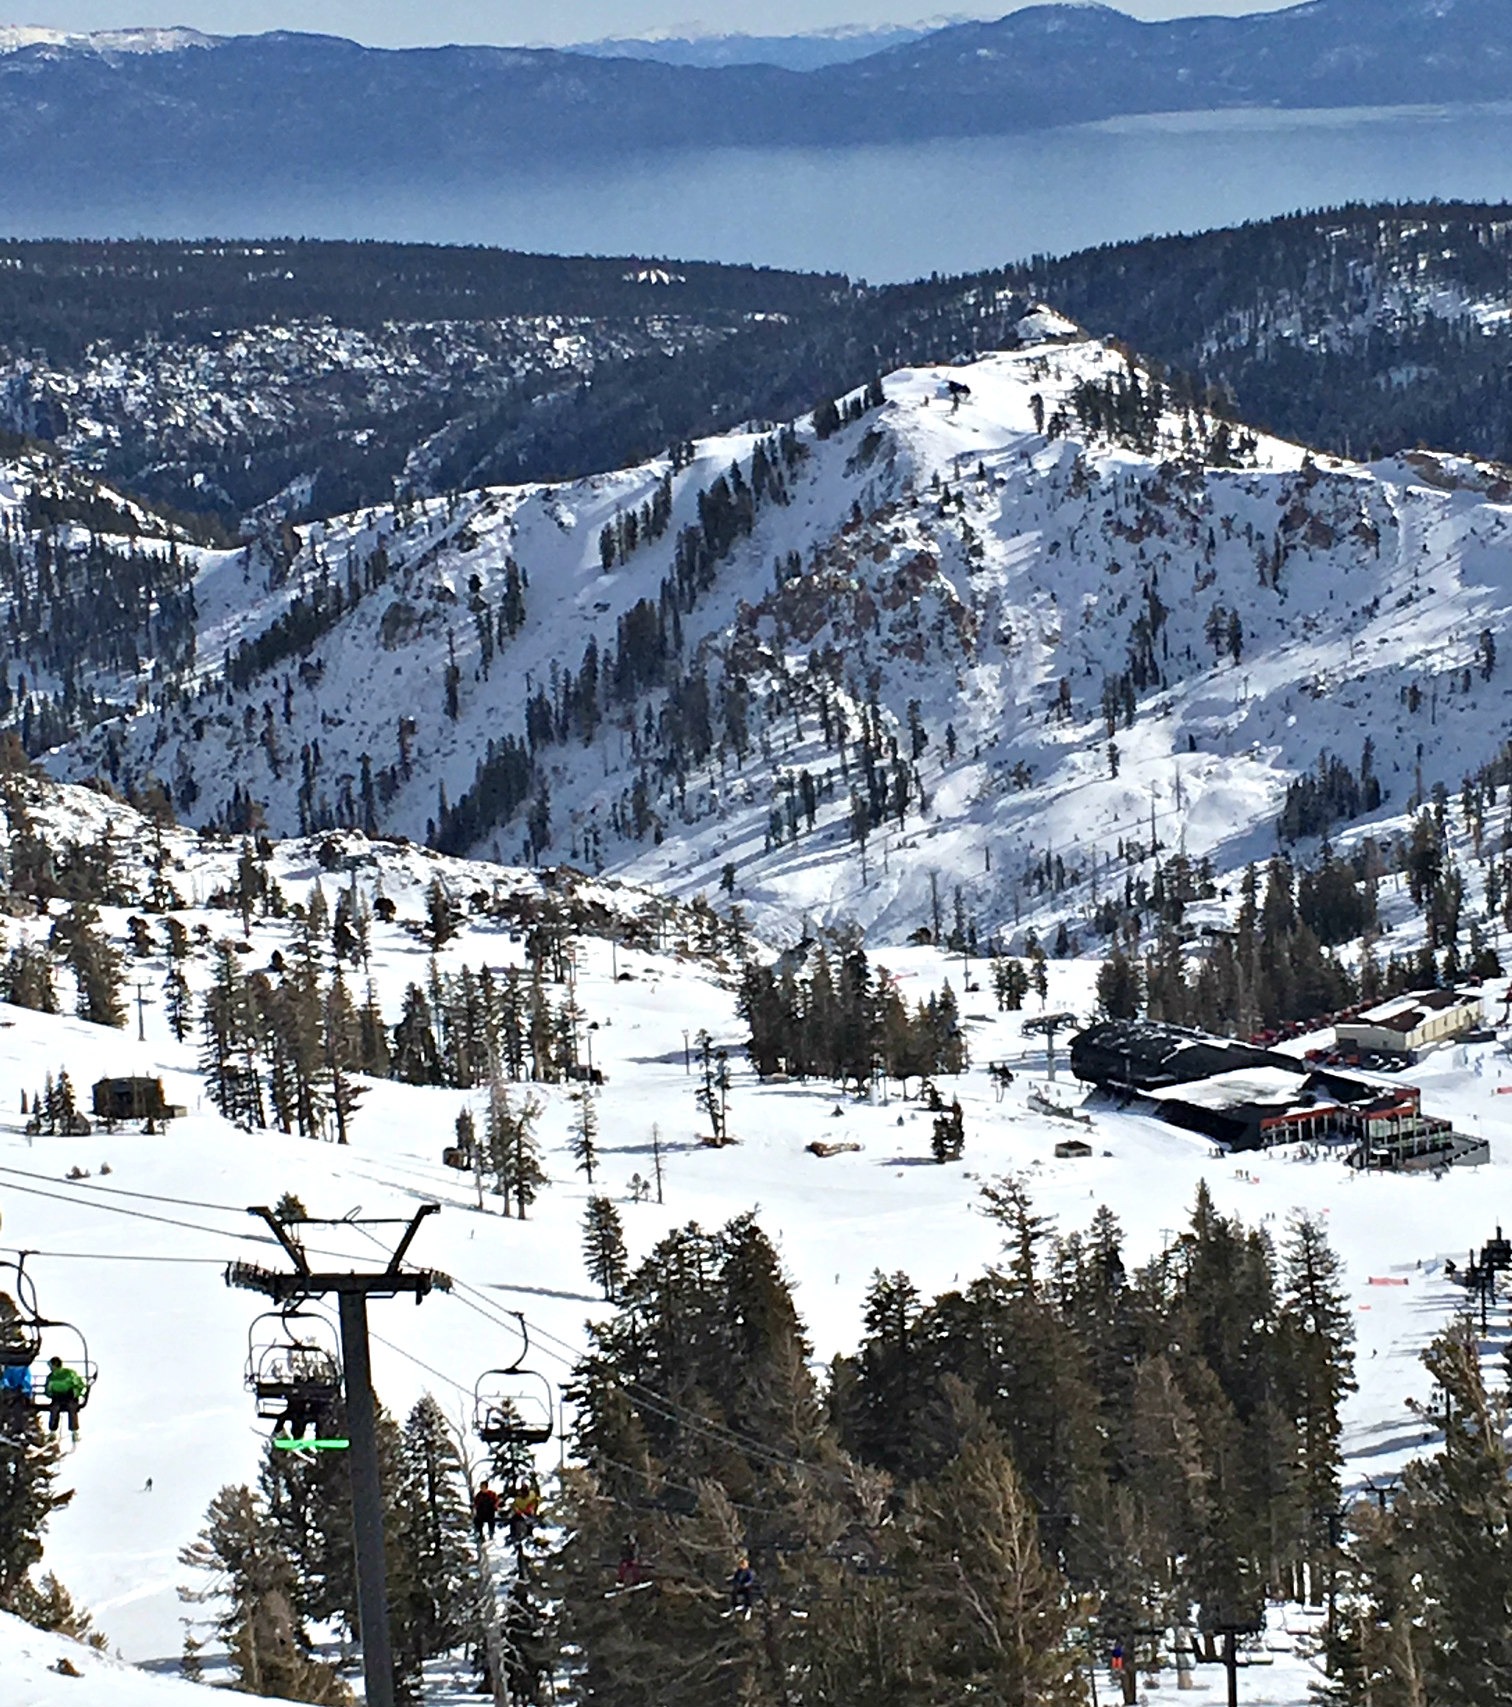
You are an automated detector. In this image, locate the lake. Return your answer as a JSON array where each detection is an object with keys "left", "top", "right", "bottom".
[{"left": 14, "top": 102, "right": 1512, "bottom": 279}]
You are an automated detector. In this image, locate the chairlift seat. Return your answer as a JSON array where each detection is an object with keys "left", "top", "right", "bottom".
[
  {"left": 473, "top": 1314, "right": 556, "bottom": 1451},
  {"left": 479, "top": 1408, "right": 553, "bottom": 1448}
]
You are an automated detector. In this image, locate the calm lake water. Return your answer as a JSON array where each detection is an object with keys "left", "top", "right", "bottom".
[{"left": 14, "top": 103, "right": 1512, "bottom": 279}]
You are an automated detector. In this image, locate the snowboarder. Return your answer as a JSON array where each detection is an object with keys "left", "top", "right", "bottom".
[
  {"left": 508, "top": 1481, "right": 540, "bottom": 1547},
  {"left": 730, "top": 1555, "right": 757, "bottom": 1614},
  {"left": 617, "top": 1532, "right": 643, "bottom": 1588},
  {"left": 473, "top": 1480, "right": 500, "bottom": 1541},
  {"left": 43, "top": 1357, "right": 84, "bottom": 1441}
]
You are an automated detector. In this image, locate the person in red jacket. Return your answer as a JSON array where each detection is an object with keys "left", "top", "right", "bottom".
[{"left": 472, "top": 1481, "right": 500, "bottom": 1541}]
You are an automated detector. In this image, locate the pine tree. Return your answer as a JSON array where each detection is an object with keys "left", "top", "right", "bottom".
[
  {"left": 1403, "top": 1326, "right": 1512, "bottom": 1703},
  {"left": 1095, "top": 945, "right": 1142, "bottom": 1018},
  {"left": 424, "top": 878, "right": 460, "bottom": 951},
  {"left": 992, "top": 956, "right": 1030, "bottom": 1012},
  {"left": 7, "top": 1571, "right": 104, "bottom": 1647},
  {"left": 389, "top": 1395, "right": 474, "bottom": 1698},
  {"left": 842, "top": 1270, "right": 925, "bottom": 1476},
  {"left": 930, "top": 1098, "right": 965, "bottom": 1162},
  {"left": 163, "top": 962, "right": 192, "bottom": 1043},
  {"left": 571, "top": 1086, "right": 600, "bottom": 1183},
  {"left": 179, "top": 1484, "right": 351, "bottom": 1703},
  {"left": 323, "top": 973, "right": 366, "bottom": 1146},
  {"left": 694, "top": 1029, "right": 729, "bottom": 1141},
  {"left": 201, "top": 940, "right": 263, "bottom": 1127},
  {"left": 0, "top": 1411, "right": 69, "bottom": 1611},
  {"left": 392, "top": 983, "right": 443, "bottom": 1085},
  {"left": 257, "top": 1402, "right": 404, "bottom": 1655},
  {"left": 2, "top": 940, "right": 57, "bottom": 1014},
  {"left": 582, "top": 1196, "right": 628, "bottom": 1301},
  {"left": 51, "top": 902, "right": 125, "bottom": 1028},
  {"left": 904, "top": 1424, "right": 1086, "bottom": 1705},
  {"left": 357, "top": 979, "right": 391, "bottom": 1078},
  {"left": 485, "top": 1079, "right": 547, "bottom": 1218},
  {"left": 1279, "top": 1212, "right": 1355, "bottom": 1600}
]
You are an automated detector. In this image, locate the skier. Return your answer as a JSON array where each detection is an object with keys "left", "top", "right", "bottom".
[
  {"left": 473, "top": 1480, "right": 500, "bottom": 1541},
  {"left": 508, "top": 1481, "right": 540, "bottom": 1547},
  {"left": 43, "top": 1356, "right": 85, "bottom": 1441},
  {"left": 730, "top": 1555, "right": 757, "bottom": 1614},
  {"left": 617, "top": 1532, "right": 643, "bottom": 1588}
]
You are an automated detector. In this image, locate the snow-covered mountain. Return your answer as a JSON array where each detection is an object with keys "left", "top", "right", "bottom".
[
  {"left": 0, "top": 26, "right": 215, "bottom": 57},
  {"left": 572, "top": 22, "right": 944, "bottom": 71},
  {"left": 31, "top": 309, "right": 1512, "bottom": 952}
]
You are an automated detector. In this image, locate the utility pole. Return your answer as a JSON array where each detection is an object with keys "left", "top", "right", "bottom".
[
  {"left": 226, "top": 1204, "right": 448, "bottom": 1707},
  {"left": 136, "top": 982, "right": 147, "bottom": 1042}
]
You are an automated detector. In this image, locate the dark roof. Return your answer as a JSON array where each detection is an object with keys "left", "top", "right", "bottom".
[{"left": 1070, "top": 1020, "right": 1305, "bottom": 1092}]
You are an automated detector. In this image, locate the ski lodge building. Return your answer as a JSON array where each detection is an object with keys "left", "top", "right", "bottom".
[
  {"left": 1071, "top": 1019, "right": 1487, "bottom": 1170},
  {"left": 1333, "top": 989, "right": 1483, "bottom": 1057}
]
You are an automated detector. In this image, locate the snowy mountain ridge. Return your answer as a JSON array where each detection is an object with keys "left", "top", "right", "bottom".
[
  {"left": 0, "top": 26, "right": 215, "bottom": 56},
  {"left": 35, "top": 308, "right": 1512, "bottom": 954}
]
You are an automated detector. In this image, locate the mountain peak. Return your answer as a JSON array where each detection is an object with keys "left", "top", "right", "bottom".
[{"left": 0, "top": 25, "right": 217, "bottom": 57}]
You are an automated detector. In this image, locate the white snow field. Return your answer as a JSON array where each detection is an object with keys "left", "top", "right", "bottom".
[
  {"left": 0, "top": 786, "right": 1503, "bottom": 1703},
  {"left": 0, "top": 1606, "right": 306, "bottom": 1707}
]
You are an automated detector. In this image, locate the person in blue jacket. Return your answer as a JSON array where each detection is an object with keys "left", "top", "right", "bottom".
[{"left": 730, "top": 1556, "right": 757, "bottom": 1614}]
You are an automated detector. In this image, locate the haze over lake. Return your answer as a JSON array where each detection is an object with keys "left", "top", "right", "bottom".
[{"left": 12, "top": 102, "right": 1512, "bottom": 278}]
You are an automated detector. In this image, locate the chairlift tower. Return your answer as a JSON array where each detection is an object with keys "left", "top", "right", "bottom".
[
  {"left": 226, "top": 1203, "right": 448, "bottom": 1707},
  {"left": 1022, "top": 1011, "right": 1078, "bottom": 1082}
]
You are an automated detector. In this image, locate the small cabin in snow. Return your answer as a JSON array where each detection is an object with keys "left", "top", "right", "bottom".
[{"left": 91, "top": 1077, "right": 182, "bottom": 1123}]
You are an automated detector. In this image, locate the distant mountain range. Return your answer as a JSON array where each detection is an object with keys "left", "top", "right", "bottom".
[
  {"left": 0, "top": 0, "right": 1510, "bottom": 192},
  {"left": 572, "top": 22, "right": 943, "bottom": 71}
]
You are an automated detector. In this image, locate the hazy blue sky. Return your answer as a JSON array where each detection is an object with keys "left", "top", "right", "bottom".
[{"left": 7, "top": 2, "right": 1299, "bottom": 49}]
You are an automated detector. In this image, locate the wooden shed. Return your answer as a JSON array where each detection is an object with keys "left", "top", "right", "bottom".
[{"left": 91, "top": 1077, "right": 181, "bottom": 1123}]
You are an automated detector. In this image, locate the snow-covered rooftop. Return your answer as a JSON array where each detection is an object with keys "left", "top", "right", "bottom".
[{"left": 1146, "top": 1066, "right": 1324, "bottom": 1113}]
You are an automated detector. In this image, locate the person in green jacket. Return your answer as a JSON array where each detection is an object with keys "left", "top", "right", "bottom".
[{"left": 43, "top": 1357, "right": 85, "bottom": 1441}]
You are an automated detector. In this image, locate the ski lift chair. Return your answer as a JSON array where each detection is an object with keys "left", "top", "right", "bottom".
[
  {"left": 0, "top": 1257, "right": 96, "bottom": 1414},
  {"left": 474, "top": 1313, "right": 555, "bottom": 1475},
  {"left": 247, "top": 1307, "right": 342, "bottom": 1438}
]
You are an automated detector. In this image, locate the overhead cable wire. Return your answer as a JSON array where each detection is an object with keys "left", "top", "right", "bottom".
[
  {"left": 368, "top": 1328, "right": 475, "bottom": 1400},
  {"left": 0, "top": 1175, "right": 268, "bottom": 1241},
  {"left": 0, "top": 1174, "right": 421, "bottom": 1271},
  {"left": 447, "top": 1284, "right": 822, "bottom": 1479},
  {"left": 0, "top": 1244, "right": 225, "bottom": 1266},
  {"left": 0, "top": 1163, "right": 247, "bottom": 1216}
]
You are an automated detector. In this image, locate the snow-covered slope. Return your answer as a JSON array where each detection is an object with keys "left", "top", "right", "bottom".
[
  {"left": 0, "top": 775, "right": 1502, "bottom": 1704},
  {"left": 0, "top": 1608, "right": 301, "bottom": 1706},
  {"left": 47, "top": 317, "right": 1512, "bottom": 951}
]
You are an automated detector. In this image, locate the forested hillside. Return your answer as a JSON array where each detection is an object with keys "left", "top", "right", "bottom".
[
  {"left": 1008, "top": 203, "right": 1512, "bottom": 466},
  {"left": 13, "top": 209, "right": 1512, "bottom": 533}
]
